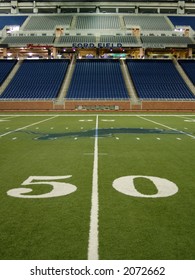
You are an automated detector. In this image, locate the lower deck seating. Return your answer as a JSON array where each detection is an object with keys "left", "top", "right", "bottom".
[
  {"left": 66, "top": 59, "right": 129, "bottom": 99},
  {"left": 0, "top": 60, "right": 17, "bottom": 85},
  {"left": 178, "top": 60, "right": 195, "bottom": 85},
  {"left": 126, "top": 59, "right": 195, "bottom": 99},
  {"left": 0, "top": 59, "right": 69, "bottom": 99}
]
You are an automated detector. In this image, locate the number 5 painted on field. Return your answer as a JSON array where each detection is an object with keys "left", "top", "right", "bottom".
[{"left": 7, "top": 176, "right": 77, "bottom": 198}]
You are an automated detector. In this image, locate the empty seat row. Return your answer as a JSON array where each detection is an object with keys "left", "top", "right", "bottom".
[
  {"left": 76, "top": 16, "right": 120, "bottom": 29},
  {"left": 168, "top": 16, "right": 195, "bottom": 31},
  {"left": 23, "top": 15, "right": 73, "bottom": 31},
  {"left": 1, "top": 36, "right": 55, "bottom": 45},
  {"left": 124, "top": 15, "right": 172, "bottom": 31},
  {"left": 0, "top": 59, "right": 69, "bottom": 99},
  {"left": 126, "top": 59, "right": 195, "bottom": 100},
  {"left": 178, "top": 60, "right": 195, "bottom": 85},
  {"left": 0, "top": 60, "right": 17, "bottom": 85},
  {"left": 0, "top": 14, "right": 194, "bottom": 32},
  {"left": 141, "top": 36, "right": 193, "bottom": 46},
  {"left": 66, "top": 59, "right": 129, "bottom": 99},
  {"left": 0, "top": 16, "right": 27, "bottom": 30}
]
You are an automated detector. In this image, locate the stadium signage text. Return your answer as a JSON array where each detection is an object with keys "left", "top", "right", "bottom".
[{"left": 72, "top": 43, "right": 123, "bottom": 48}]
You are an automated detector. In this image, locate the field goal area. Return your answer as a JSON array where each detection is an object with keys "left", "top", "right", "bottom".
[{"left": 0, "top": 113, "right": 195, "bottom": 260}]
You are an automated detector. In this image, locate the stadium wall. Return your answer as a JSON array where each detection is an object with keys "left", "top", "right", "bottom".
[
  {"left": 141, "top": 101, "right": 195, "bottom": 111},
  {"left": 64, "top": 100, "right": 131, "bottom": 111},
  {"left": 0, "top": 101, "right": 53, "bottom": 111},
  {"left": 0, "top": 100, "right": 195, "bottom": 112}
]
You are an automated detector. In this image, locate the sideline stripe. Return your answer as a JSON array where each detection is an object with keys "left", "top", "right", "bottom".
[
  {"left": 0, "top": 115, "right": 58, "bottom": 138},
  {"left": 1, "top": 114, "right": 195, "bottom": 118},
  {"left": 88, "top": 115, "right": 99, "bottom": 260},
  {"left": 138, "top": 116, "right": 195, "bottom": 139}
]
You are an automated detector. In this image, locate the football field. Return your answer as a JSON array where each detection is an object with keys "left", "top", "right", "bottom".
[{"left": 0, "top": 113, "right": 195, "bottom": 260}]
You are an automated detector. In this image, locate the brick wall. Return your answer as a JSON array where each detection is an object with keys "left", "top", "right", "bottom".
[
  {"left": 0, "top": 101, "right": 53, "bottom": 111},
  {"left": 142, "top": 101, "right": 195, "bottom": 111},
  {"left": 64, "top": 100, "right": 131, "bottom": 111},
  {"left": 0, "top": 100, "right": 195, "bottom": 112}
]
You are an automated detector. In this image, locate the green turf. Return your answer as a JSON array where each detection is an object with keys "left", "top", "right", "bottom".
[{"left": 0, "top": 113, "right": 195, "bottom": 260}]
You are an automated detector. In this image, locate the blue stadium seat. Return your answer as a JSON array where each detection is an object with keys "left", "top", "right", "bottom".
[
  {"left": 126, "top": 59, "right": 195, "bottom": 100},
  {"left": 66, "top": 59, "right": 129, "bottom": 99},
  {"left": 0, "top": 16, "right": 27, "bottom": 30},
  {"left": 178, "top": 60, "right": 195, "bottom": 85},
  {"left": 168, "top": 16, "right": 195, "bottom": 31},
  {"left": 0, "top": 59, "right": 69, "bottom": 99},
  {"left": 0, "top": 60, "right": 17, "bottom": 85}
]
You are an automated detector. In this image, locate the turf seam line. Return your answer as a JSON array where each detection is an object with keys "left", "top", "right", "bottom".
[
  {"left": 88, "top": 114, "right": 99, "bottom": 260},
  {"left": 138, "top": 115, "right": 195, "bottom": 139},
  {"left": 0, "top": 115, "right": 58, "bottom": 138}
]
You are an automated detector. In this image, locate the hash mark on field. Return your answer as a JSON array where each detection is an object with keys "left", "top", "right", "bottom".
[
  {"left": 157, "top": 138, "right": 161, "bottom": 140},
  {"left": 79, "top": 119, "right": 93, "bottom": 122},
  {"left": 12, "top": 137, "right": 17, "bottom": 140},
  {"left": 136, "top": 137, "right": 140, "bottom": 140},
  {"left": 177, "top": 138, "right": 181, "bottom": 140},
  {"left": 184, "top": 119, "right": 195, "bottom": 122},
  {"left": 101, "top": 119, "right": 115, "bottom": 122},
  {"left": 116, "top": 137, "right": 119, "bottom": 140}
]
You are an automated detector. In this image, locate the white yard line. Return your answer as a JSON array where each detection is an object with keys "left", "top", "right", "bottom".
[
  {"left": 88, "top": 115, "right": 99, "bottom": 260},
  {"left": 0, "top": 115, "right": 58, "bottom": 138},
  {"left": 138, "top": 115, "right": 195, "bottom": 139}
]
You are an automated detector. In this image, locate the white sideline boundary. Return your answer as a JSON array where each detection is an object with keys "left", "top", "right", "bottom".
[
  {"left": 88, "top": 115, "right": 99, "bottom": 260},
  {"left": 0, "top": 114, "right": 195, "bottom": 117}
]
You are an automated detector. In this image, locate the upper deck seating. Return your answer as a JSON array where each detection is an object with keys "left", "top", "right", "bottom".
[
  {"left": 178, "top": 60, "right": 195, "bottom": 85},
  {"left": 168, "top": 16, "right": 195, "bottom": 30},
  {"left": 124, "top": 15, "right": 172, "bottom": 30},
  {"left": 1, "top": 35, "right": 55, "bottom": 46},
  {"left": 0, "top": 59, "right": 69, "bottom": 99},
  {"left": 141, "top": 35, "right": 193, "bottom": 46},
  {"left": 126, "top": 59, "right": 194, "bottom": 99},
  {"left": 57, "top": 35, "right": 96, "bottom": 45},
  {"left": 66, "top": 59, "right": 129, "bottom": 99},
  {"left": 76, "top": 15, "right": 120, "bottom": 29},
  {"left": 100, "top": 35, "right": 140, "bottom": 45},
  {"left": 0, "top": 60, "right": 17, "bottom": 85},
  {"left": 0, "top": 16, "right": 27, "bottom": 30},
  {"left": 23, "top": 15, "right": 72, "bottom": 31}
]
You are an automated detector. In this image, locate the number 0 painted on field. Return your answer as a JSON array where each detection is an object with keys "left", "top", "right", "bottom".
[
  {"left": 112, "top": 176, "right": 178, "bottom": 198},
  {"left": 7, "top": 176, "right": 77, "bottom": 198}
]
